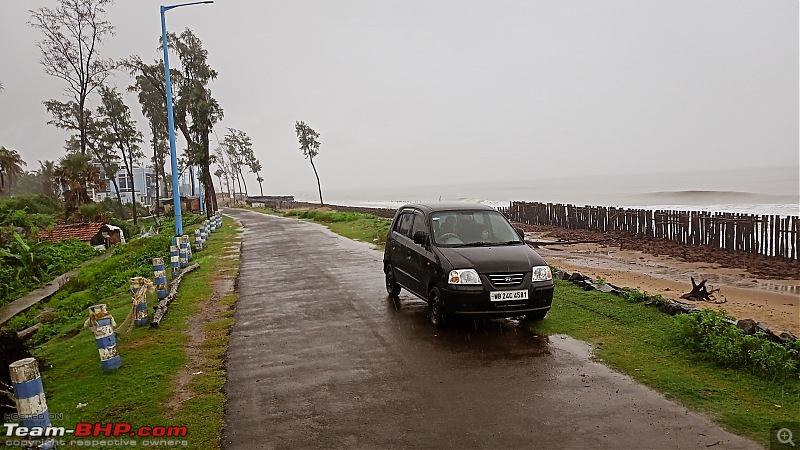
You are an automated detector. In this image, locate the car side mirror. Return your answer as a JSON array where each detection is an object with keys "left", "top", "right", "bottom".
[
  {"left": 516, "top": 228, "right": 525, "bottom": 240},
  {"left": 413, "top": 231, "right": 428, "bottom": 246}
]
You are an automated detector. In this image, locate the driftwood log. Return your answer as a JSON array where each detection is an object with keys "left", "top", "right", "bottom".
[
  {"left": 151, "top": 263, "right": 200, "bottom": 327},
  {"left": 680, "top": 277, "right": 726, "bottom": 304}
]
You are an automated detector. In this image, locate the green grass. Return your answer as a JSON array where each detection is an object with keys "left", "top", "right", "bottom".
[
  {"left": 253, "top": 206, "right": 391, "bottom": 249},
  {"left": 22, "top": 215, "right": 240, "bottom": 450},
  {"left": 530, "top": 279, "right": 800, "bottom": 447}
]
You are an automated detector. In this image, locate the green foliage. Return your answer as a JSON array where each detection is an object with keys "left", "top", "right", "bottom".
[
  {"left": 674, "top": 309, "right": 800, "bottom": 380},
  {"left": 0, "top": 238, "right": 98, "bottom": 307},
  {"left": 287, "top": 210, "right": 364, "bottom": 223},
  {"left": 0, "top": 194, "right": 62, "bottom": 218},
  {"left": 76, "top": 202, "right": 111, "bottom": 223},
  {"left": 622, "top": 287, "right": 667, "bottom": 306}
]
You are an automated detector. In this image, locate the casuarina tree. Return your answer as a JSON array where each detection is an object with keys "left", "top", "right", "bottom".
[
  {"left": 294, "top": 121, "right": 322, "bottom": 205},
  {"left": 29, "top": 0, "right": 116, "bottom": 155}
]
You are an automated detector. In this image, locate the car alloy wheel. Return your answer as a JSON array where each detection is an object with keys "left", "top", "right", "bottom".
[
  {"left": 428, "top": 287, "right": 445, "bottom": 328},
  {"left": 385, "top": 265, "right": 401, "bottom": 296}
]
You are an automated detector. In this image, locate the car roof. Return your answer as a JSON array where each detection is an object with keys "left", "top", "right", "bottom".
[{"left": 397, "top": 202, "right": 497, "bottom": 214}]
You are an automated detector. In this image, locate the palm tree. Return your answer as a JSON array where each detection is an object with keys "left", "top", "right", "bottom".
[
  {"left": 54, "top": 153, "right": 104, "bottom": 219},
  {"left": 0, "top": 146, "right": 26, "bottom": 197},
  {"left": 38, "top": 160, "right": 57, "bottom": 197}
]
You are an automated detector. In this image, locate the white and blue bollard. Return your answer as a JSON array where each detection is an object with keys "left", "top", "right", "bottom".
[
  {"left": 131, "top": 277, "right": 149, "bottom": 327},
  {"left": 194, "top": 229, "right": 203, "bottom": 252},
  {"left": 178, "top": 238, "right": 189, "bottom": 268},
  {"left": 9, "top": 358, "right": 56, "bottom": 449},
  {"left": 87, "top": 304, "right": 121, "bottom": 372},
  {"left": 170, "top": 245, "right": 180, "bottom": 278},
  {"left": 200, "top": 221, "right": 209, "bottom": 246},
  {"left": 216, "top": 213, "right": 222, "bottom": 230},
  {"left": 183, "top": 235, "right": 193, "bottom": 262},
  {"left": 153, "top": 257, "right": 168, "bottom": 300}
]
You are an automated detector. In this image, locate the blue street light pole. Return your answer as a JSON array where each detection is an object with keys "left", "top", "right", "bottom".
[{"left": 160, "top": 1, "right": 213, "bottom": 238}]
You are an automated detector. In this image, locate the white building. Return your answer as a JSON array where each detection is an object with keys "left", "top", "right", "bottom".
[{"left": 92, "top": 163, "right": 159, "bottom": 207}]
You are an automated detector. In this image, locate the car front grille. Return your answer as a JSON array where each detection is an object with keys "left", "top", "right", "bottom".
[{"left": 487, "top": 273, "right": 525, "bottom": 287}]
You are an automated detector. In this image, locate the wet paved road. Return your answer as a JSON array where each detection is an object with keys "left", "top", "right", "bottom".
[{"left": 222, "top": 209, "right": 759, "bottom": 449}]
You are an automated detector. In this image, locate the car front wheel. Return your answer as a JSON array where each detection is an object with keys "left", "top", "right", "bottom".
[
  {"left": 428, "top": 287, "right": 445, "bottom": 328},
  {"left": 385, "top": 265, "right": 401, "bottom": 296}
]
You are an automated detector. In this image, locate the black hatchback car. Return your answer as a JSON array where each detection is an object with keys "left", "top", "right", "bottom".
[{"left": 383, "top": 202, "right": 554, "bottom": 327}]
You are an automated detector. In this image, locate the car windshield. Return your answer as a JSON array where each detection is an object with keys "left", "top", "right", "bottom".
[{"left": 430, "top": 210, "right": 523, "bottom": 247}]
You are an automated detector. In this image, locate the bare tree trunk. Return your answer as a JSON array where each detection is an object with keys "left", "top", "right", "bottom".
[
  {"left": 241, "top": 169, "right": 249, "bottom": 197},
  {"left": 154, "top": 165, "right": 160, "bottom": 217},
  {"left": 234, "top": 171, "right": 243, "bottom": 202},
  {"left": 126, "top": 156, "right": 138, "bottom": 225},
  {"left": 310, "top": 156, "right": 322, "bottom": 205}
]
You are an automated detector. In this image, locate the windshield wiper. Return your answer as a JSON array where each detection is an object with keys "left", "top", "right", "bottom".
[{"left": 501, "top": 240, "right": 523, "bottom": 246}]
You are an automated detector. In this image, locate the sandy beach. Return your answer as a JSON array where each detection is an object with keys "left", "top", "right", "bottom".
[{"left": 522, "top": 226, "right": 799, "bottom": 336}]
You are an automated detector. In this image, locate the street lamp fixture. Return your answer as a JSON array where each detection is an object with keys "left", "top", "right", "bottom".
[{"left": 160, "top": 0, "right": 213, "bottom": 238}]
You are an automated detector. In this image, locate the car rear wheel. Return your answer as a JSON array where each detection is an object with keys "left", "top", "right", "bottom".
[
  {"left": 385, "top": 265, "right": 401, "bottom": 296},
  {"left": 428, "top": 287, "right": 445, "bottom": 328},
  {"left": 525, "top": 310, "right": 548, "bottom": 321}
]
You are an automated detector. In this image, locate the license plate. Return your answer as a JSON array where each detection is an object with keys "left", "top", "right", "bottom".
[{"left": 490, "top": 290, "right": 529, "bottom": 301}]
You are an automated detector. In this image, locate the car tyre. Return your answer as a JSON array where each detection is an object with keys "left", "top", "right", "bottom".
[
  {"left": 428, "top": 287, "right": 445, "bottom": 328},
  {"left": 385, "top": 265, "right": 401, "bottom": 297},
  {"left": 525, "top": 310, "right": 548, "bottom": 321}
]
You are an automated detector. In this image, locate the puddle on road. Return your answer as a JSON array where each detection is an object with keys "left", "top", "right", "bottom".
[{"left": 383, "top": 295, "right": 599, "bottom": 365}]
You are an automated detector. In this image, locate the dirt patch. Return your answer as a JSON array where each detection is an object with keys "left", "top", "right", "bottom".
[
  {"left": 164, "top": 275, "right": 236, "bottom": 415},
  {"left": 521, "top": 225, "right": 800, "bottom": 335}
]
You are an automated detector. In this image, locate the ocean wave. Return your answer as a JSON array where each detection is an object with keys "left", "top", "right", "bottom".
[{"left": 628, "top": 190, "right": 798, "bottom": 204}]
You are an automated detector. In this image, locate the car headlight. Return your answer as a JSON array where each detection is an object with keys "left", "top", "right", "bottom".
[
  {"left": 532, "top": 265, "right": 552, "bottom": 281},
  {"left": 449, "top": 269, "right": 481, "bottom": 285}
]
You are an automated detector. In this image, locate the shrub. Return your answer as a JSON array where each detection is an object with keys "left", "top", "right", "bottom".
[{"left": 674, "top": 309, "right": 800, "bottom": 380}]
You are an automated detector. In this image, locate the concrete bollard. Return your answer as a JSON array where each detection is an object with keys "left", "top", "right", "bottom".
[
  {"left": 130, "top": 277, "right": 150, "bottom": 327},
  {"left": 9, "top": 358, "right": 56, "bottom": 449},
  {"left": 183, "top": 235, "right": 193, "bottom": 262},
  {"left": 153, "top": 257, "right": 168, "bottom": 300},
  {"left": 178, "top": 237, "right": 189, "bottom": 268},
  {"left": 87, "top": 304, "right": 121, "bottom": 372},
  {"left": 170, "top": 245, "right": 180, "bottom": 277},
  {"left": 194, "top": 229, "right": 203, "bottom": 252},
  {"left": 200, "top": 221, "right": 209, "bottom": 246},
  {"left": 216, "top": 213, "right": 222, "bottom": 229}
]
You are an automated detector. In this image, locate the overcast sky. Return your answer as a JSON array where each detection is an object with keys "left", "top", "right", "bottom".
[{"left": 0, "top": 0, "right": 797, "bottom": 199}]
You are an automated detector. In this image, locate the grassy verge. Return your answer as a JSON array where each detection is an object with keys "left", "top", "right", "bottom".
[
  {"left": 7, "top": 215, "right": 240, "bottom": 450},
  {"left": 251, "top": 206, "right": 796, "bottom": 447},
  {"left": 530, "top": 279, "right": 799, "bottom": 447},
  {"left": 251, "top": 206, "right": 391, "bottom": 249}
]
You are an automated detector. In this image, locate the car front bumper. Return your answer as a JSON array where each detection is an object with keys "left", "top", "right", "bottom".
[{"left": 440, "top": 283, "right": 554, "bottom": 317}]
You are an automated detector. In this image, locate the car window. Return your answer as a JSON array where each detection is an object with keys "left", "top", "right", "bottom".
[
  {"left": 411, "top": 212, "right": 427, "bottom": 241},
  {"left": 431, "top": 210, "right": 522, "bottom": 246},
  {"left": 394, "top": 212, "right": 414, "bottom": 238}
]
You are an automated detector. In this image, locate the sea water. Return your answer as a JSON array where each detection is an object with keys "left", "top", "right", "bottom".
[{"left": 296, "top": 166, "right": 800, "bottom": 217}]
